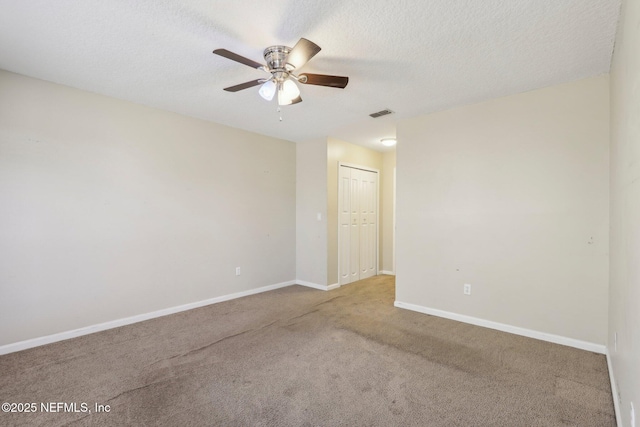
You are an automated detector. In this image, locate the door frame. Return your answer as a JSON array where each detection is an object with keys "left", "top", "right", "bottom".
[
  {"left": 337, "top": 162, "right": 380, "bottom": 286},
  {"left": 393, "top": 166, "right": 396, "bottom": 275}
]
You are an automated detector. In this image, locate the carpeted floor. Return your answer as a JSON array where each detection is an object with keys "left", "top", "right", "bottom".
[{"left": 0, "top": 275, "right": 615, "bottom": 426}]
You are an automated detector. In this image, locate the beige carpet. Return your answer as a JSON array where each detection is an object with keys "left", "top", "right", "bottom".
[{"left": 0, "top": 275, "right": 615, "bottom": 426}]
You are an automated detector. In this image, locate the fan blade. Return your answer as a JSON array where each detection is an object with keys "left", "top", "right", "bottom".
[
  {"left": 223, "top": 79, "right": 264, "bottom": 92},
  {"left": 213, "top": 49, "right": 265, "bottom": 69},
  {"left": 285, "top": 38, "right": 321, "bottom": 70},
  {"left": 290, "top": 95, "right": 302, "bottom": 105},
  {"left": 299, "top": 73, "right": 349, "bottom": 89}
]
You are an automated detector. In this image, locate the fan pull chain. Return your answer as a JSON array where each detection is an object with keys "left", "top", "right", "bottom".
[{"left": 277, "top": 106, "right": 283, "bottom": 122}]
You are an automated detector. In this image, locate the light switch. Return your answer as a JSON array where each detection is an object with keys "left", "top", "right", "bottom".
[{"left": 317, "top": 212, "right": 322, "bottom": 221}]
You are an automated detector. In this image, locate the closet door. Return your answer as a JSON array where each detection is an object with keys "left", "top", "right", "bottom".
[
  {"left": 338, "top": 165, "right": 378, "bottom": 285},
  {"left": 338, "top": 166, "right": 352, "bottom": 284},
  {"left": 348, "top": 169, "right": 361, "bottom": 283},
  {"left": 359, "top": 170, "right": 377, "bottom": 280}
]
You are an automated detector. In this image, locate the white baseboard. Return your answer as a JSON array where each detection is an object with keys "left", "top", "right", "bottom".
[
  {"left": 379, "top": 270, "right": 395, "bottom": 276},
  {"left": 0, "top": 280, "right": 296, "bottom": 356},
  {"left": 606, "top": 348, "right": 622, "bottom": 427},
  {"left": 394, "top": 300, "right": 606, "bottom": 354},
  {"left": 296, "top": 280, "right": 340, "bottom": 291}
]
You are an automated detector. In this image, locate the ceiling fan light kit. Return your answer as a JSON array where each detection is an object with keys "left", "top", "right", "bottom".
[
  {"left": 258, "top": 80, "right": 276, "bottom": 101},
  {"left": 276, "top": 79, "right": 301, "bottom": 105},
  {"left": 213, "top": 38, "right": 348, "bottom": 109}
]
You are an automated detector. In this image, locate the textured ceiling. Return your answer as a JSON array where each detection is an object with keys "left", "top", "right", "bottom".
[{"left": 0, "top": 0, "right": 621, "bottom": 151}]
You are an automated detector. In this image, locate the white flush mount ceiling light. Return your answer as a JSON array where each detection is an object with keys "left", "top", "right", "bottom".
[{"left": 381, "top": 138, "right": 397, "bottom": 147}]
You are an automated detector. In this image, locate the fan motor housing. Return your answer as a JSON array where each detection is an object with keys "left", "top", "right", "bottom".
[{"left": 263, "top": 46, "right": 291, "bottom": 71}]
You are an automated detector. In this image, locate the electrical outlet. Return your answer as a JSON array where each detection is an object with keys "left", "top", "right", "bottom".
[
  {"left": 463, "top": 284, "right": 471, "bottom": 295},
  {"left": 235, "top": 267, "right": 241, "bottom": 276}
]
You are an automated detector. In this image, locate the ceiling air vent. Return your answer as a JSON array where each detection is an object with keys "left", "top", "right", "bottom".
[{"left": 369, "top": 109, "right": 394, "bottom": 118}]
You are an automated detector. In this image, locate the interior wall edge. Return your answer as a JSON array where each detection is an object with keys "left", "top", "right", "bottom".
[
  {"left": 394, "top": 300, "right": 606, "bottom": 354},
  {"left": 295, "top": 280, "right": 340, "bottom": 291},
  {"left": 606, "top": 348, "right": 623, "bottom": 427},
  {"left": 0, "top": 279, "right": 297, "bottom": 356}
]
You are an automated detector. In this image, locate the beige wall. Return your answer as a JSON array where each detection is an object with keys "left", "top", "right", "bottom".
[
  {"left": 0, "top": 70, "right": 296, "bottom": 346},
  {"left": 609, "top": 0, "right": 640, "bottom": 422},
  {"left": 396, "top": 75, "right": 610, "bottom": 345},
  {"left": 327, "top": 138, "right": 383, "bottom": 285},
  {"left": 381, "top": 149, "right": 396, "bottom": 273},
  {"left": 296, "top": 139, "right": 328, "bottom": 286}
]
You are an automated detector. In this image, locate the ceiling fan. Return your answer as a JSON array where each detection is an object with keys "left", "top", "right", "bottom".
[{"left": 213, "top": 38, "right": 349, "bottom": 106}]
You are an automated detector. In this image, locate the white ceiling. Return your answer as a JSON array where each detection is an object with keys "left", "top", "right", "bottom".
[{"left": 0, "top": 0, "right": 620, "bottom": 152}]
